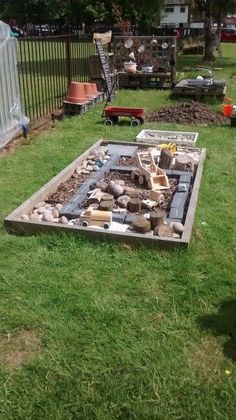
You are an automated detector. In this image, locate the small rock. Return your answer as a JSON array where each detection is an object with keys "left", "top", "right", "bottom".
[
  {"left": 30, "top": 213, "right": 41, "bottom": 222},
  {"left": 59, "top": 216, "right": 68, "bottom": 224},
  {"left": 36, "top": 206, "right": 47, "bottom": 214},
  {"left": 44, "top": 204, "right": 53, "bottom": 210},
  {"left": 75, "top": 165, "right": 81, "bottom": 173},
  {"left": 92, "top": 165, "right": 100, "bottom": 171},
  {"left": 101, "top": 183, "right": 108, "bottom": 192},
  {"left": 52, "top": 209, "right": 59, "bottom": 218},
  {"left": 173, "top": 222, "right": 184, "bottom": 234},
  {"left": 55, "top": 203, "right": 63, "bottom": 210},
  {"left": 42, "top": 211, "right": 54, "bottom": 223},
  {"left": 81, "top": 170, "right": 90, "bottom": 175},
  {"left": 21, "top": 214, "right": 29, "bottom": 221},
  {"left": 87, "top": 165, "right": 94, "bottom": 171}
]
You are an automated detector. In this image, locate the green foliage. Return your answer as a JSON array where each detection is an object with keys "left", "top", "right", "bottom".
[{"left": 0, "top": 0, "right": 165, "bottom": 28}]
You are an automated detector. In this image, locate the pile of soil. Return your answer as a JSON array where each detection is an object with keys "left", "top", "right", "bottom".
[{"left": 146, "top": 101, "right": 228, "bottom": 125}]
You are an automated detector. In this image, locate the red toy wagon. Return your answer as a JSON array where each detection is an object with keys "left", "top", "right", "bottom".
[{"left": 102, "top": 106, "right": 145, "bottom": 127}]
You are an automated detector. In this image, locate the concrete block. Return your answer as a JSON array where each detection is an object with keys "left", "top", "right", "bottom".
[
  {"left": 107, "top": 144, "right": 138, "bottom": 157},
  {"left": 169, "top": 207, "right": 184, "bottom": 220},
  {"left": 112, "top": 212, "right": 126, "bottom": 224},
  {"left": 171, "top": 192, "right": 188, "bottom": 209},
  {"left": 179, "top": 172, "right": 193, "bottom": 184}
]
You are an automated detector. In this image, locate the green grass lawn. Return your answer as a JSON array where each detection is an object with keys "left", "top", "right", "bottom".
[{"left": 0, "top": 44, "right": 236, "bottom": 419}]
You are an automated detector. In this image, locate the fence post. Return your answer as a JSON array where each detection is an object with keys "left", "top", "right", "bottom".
[{"left": 65, "top": 35, "right": 72, "bottom": 87}]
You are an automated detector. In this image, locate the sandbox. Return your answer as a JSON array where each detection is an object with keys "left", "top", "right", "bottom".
[{"left": 5, "top": 140, "right": 206, "bottom": 248}]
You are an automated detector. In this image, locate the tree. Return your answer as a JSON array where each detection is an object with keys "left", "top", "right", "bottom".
[
  {"left": 192, "top": 0, "right": 236, "bottom": 62},
  {"left": 0, "top": 0, "right": 165, "bottom": 32}
]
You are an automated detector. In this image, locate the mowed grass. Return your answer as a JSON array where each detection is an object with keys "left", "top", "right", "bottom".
[{"left": 0, "top": 44, "right": 236, "bottom": 419}]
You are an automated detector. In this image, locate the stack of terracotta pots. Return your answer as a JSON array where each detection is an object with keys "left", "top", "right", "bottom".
[{"left": 65, "top": 81, "right": 100, "bottom": 104}]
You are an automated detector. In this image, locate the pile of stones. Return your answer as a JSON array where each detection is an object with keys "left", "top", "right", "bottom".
[{"left": 75, "top": 147, "right": 110, "bottom": 175}]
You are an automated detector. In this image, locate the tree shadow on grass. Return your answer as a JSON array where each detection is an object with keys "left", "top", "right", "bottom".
[{"left": 198, "top": 299, "right": 236, "bottom": 361}]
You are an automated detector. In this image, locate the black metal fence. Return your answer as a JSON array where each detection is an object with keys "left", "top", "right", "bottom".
[{"left": 18, "top": 35, "right": 96, "bottom": 121}]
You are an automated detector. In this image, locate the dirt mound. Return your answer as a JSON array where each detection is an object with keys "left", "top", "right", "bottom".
[{"left": 147, "top": 101, "right": 228, "bottom": 125}]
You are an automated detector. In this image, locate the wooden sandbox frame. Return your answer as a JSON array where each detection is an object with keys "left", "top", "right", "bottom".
[{"left": 4, "top": 140, "right": 206, "bottom": 248}]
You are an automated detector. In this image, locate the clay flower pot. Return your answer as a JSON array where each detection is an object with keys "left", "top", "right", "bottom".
[
  {"left": 83, "top": 82, "right": 96, "bottom": 99},
  {"left": 66, "top": 82, "right": 86, "bottom": 103},
  {"left": 91, "top": 83, "right": 99, "bottom": 95}
]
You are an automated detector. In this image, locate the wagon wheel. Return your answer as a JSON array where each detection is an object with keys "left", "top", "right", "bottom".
[
  {"left": 103, "top": 222, "right": 110, "bottom": 229},
  {"left": 104, "top": 118, "right": 114, "bottom": 126},
  {"left": 138, "top": 117, "right": 144, "bottom": 125},
  {"left": 138, "top": 175, "right": 145, "bottom": 186},
  {"left": 111, "top": 116, "right": 119, "bottom": 124},
  {"left": 130, "top": 118, "right": 141, "bottom": 127},
  {"left": 131, "top": 170, "right": 138, "bottom": 182}
]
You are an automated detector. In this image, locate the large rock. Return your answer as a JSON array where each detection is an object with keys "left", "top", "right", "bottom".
[
  {"left": 52, "top": 209, "right": 59, "bottom": 218},
  {"left": 42, "top": 211, "right": 54, "bottom": 223},
  {"left": 173, "top": 222, "right": 184, "bottom": 234},
  {"left": 30, "top": 213, "right": 41, "bottom": 222},
  {"left": 59, "top": 216, "right": 68, "bottom": 224}
]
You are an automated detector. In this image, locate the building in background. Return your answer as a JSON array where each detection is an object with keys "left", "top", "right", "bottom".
[{"left": 160, "top": 0, "right": 190, "bottom": 28}]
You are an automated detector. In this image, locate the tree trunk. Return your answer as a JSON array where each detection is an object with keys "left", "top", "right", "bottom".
[{"left": 203, "top": 1, "right": 216, "bottom": 62}]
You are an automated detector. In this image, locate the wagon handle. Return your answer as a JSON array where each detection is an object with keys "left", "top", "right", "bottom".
[{"left": 101, "top": 78, "right": 117, "bottom": 118}]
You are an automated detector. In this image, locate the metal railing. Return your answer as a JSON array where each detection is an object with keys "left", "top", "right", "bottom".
[{"left": 18, "top": 35, "right": 96, "bottom": 121}]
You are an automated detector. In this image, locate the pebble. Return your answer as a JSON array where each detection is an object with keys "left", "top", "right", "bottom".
[
  {"left": 81, "top": 170, "right": 90, "bottom": 175},
  {"left": 52, "top": 209, "right": 59, "bottom": 218},
  {"left": 55, "top": 203, "right": 63, "bottom": 210},
  {"left": 59, "top": 216, "right": 68, "bottom": 224},
  {"left": 173, "top": 222, "right": 184, "bottom": 234},
  {"left": 42, "top": 211, "right": 54, "bottom": 222},
  {"left": 92, "top": 165, "right": 99, "bottom": 171},
  {"left": 34, "top": 201, "right": 46, "bottom": 209},
  {"left": 75, "top": 167, "right": 81, "bottom": 174},
  {"left": 87, "top": 165, "right": 94, "bottom": 171},
  {"left": 44, "top": 204, "right": 53, "bottom": 210},
  {"left": 36, "top": 206, "right": 47, "bottom": 214},
  {"left": 21, "top": 214, "right": 29, "bottom": 221}
]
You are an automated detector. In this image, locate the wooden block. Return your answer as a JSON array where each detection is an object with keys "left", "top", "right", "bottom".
[{"left": 127, "top": 198, "right": 142, "bottom": 213}]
